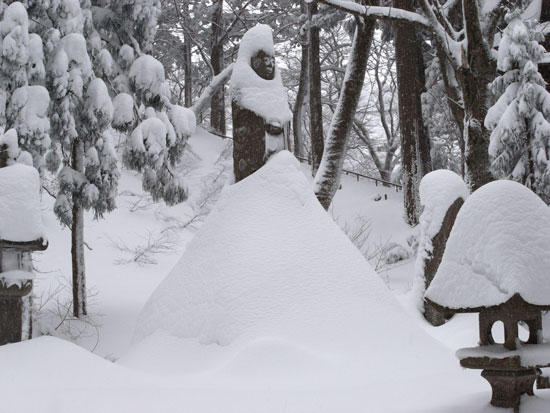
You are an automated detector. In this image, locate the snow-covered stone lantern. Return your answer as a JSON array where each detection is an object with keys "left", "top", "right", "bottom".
[
  {"left": 425, "top": 180, "right": 550, "bottom": 411},
  {"left": 0, "top": 144, "right": 47, "bottom": 345},
  {"left": 230, "top": 24, "right": 292, "bottom": 182}
]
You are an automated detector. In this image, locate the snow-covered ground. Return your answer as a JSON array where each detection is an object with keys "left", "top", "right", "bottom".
[{"left": 1, "top": 128, "right": 549, "bottom": 412}]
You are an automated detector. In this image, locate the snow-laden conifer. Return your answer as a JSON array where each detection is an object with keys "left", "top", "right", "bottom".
[
  {"left": 485, "top": 12, "right": 550, "bottom": 201},
  {"left": 91, "top": 1, "right": 194, "bottom": 206},
  {"left": 0, "top": 2, "right": 50, "bottom": 170},
  {"left": 45, "top": 0, "right": 119, "bottom": 317}
]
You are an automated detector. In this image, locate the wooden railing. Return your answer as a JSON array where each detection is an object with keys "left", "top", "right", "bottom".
[
  {"left": 204, "top": 128, "right": 402, "bottom": 192},
  {"left": 296, "top": 156, "right": 402, "bottom": 192}
]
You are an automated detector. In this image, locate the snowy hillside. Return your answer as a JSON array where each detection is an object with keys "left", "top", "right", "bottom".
[{"left": 0, "top": 127, "right": 548, "bottom": 412}]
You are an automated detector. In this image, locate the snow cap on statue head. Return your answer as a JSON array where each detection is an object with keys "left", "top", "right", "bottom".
[
  {"left": 236, "top": 24, "right": 276, "bottom": 65},
  {"left": 230, "top": 24, "right": 292, "bottom": 125}
]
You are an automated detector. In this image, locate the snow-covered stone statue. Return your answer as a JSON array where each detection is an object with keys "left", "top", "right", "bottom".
[
  {"left": 0, "top": 131, "right": 47, "bottom": 345},
  {"left": 230, "top": 24, "right": 292, "bottom": 182}
]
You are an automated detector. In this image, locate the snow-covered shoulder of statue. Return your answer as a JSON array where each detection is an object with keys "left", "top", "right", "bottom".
[{"left": 229, "top": 24, "right": 292, "bottom": 126}]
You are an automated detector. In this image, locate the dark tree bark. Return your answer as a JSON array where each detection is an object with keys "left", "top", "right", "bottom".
[
  {"left": 210, "top": 0, "right": 226, "bottom": 134},
  {"left": 71, "top": 140, "right": 86, "bottom": 318},
  {"left": 313, "top": 5, "right": 376, "bottom": 210},
  {"left": 541, "top": 0, "right": 550, "bottom": 92},
  {"left": 308, "top": 2, "right": 324, "bottom": 175},
  {"left": 183, "top": 25, "right": 193, "bottom": 107},
  {"left": 436, "top": 44, "right": 465, "bottom": 176},
  {"left": 455, "top": 0, "right": 494, "bottom": 191},
  {"left": 414, "top": 30, "right": 432, "bottom": 177},
  {"left": 293, "top": 0, "right": 309, "bottom": 159},
  {"left": 394, "top": 0, "right": 431, "bottom": 225}
]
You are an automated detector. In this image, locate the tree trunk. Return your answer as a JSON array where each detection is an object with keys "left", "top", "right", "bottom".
[
  {"left": 414, "top": 29, "right": 432, "bottom": 177},
  {"left": 71, "top": 140, "right": 86, "bottom": 318},
  {"left": 210, "top": 0, "right": 226, "bottom": 134},
  {"left": 308, "top": 2, "right": 324, "bottom": 175},
  {"left": 313, "top": 11, "right": 376, "bottom": 210},
  {"left": 394, "top": 0, "right": 430, "bottom": 226},
  {"left": 525, "top": 120, "right": 535, "bottom": 191},
  {"left": 458, "top": 0, "right": 494, "bottom": 191},
  {"left": 183, "top": 33, "right": 193, "bottom": 108},
  {"left": 436, "top": 44, "right": 465, "bottom": 176},
  {"left": 293, "top": 0, "right": 309, "bottom": 159},
  {"left": 541, "top": 0, "right": 550, "bottom": 92}
]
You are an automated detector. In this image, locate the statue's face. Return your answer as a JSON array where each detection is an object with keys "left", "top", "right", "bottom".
[{"left": 251, "top": 51, "right": 275, "bottom": 80}]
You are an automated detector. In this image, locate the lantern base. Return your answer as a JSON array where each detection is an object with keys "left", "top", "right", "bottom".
[{"left": 481, "top": 368, "right": 539, "bottom": 411}]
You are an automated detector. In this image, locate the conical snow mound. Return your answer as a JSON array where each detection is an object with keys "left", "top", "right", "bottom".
[
  {"left": 426, "top": 179, "right": 550, "bottom": 309},
  {"left": 135, "top": 152, "right": 449, "bottom": 370}
]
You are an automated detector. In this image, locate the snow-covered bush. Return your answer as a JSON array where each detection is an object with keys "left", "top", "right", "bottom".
[{"left": 485, "top": 12, "right": 550, "bottom": 202}]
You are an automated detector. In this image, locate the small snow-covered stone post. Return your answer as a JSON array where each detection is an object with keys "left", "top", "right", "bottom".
[
  {"left": 230, "top": 24, "right": 292, "bottom": 182},
  {"left": 425, "top": 180, "right": 550, "bottom": 411},
  {"left": 0, "top": 141, "right": 47, "bottom": 345},
  {"left": 413, "top": 170, "right": 468, "bottom": 326}
]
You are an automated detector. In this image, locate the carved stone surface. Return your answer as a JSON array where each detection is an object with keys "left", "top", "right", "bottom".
[
  {"left": 0, "top": 282, "right": 32, "bottom": 345},
  {"left": 232, "top": 101, "right": 267, "bottom": 182},
  {"left": 422, "top": 197, "right": 464, "bottom": 326},
  {"left": 251, "top": 50, "right": 275, "bottom": 80},
  {"left": 478, "top": 295, "right": 543, "bottom": 351},
  {"left": 481, "top": 369, "right": 539, "bottom": 411}
]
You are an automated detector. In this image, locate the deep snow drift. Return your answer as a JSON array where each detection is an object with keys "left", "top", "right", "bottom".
[
  {"left": 132, "top": 151, "right": 461, "bottom": 384},
  {"left": 1, "top": 131, "right": 549, "bottom": 411},
  {"left": 426, "top": 179, "right": 550, "bottom": 309}
]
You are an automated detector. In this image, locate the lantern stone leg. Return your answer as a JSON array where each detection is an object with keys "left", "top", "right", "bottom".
[
  {"left": 0, "top": 279, "right": 33, "bottom": 345},
  {"left": 481, "top": 369, "right": 540, "bottom": 411}
]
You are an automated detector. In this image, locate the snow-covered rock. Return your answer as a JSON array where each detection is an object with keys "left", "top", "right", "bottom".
[
  {"left": 0, "top": 163, "right": 45, "bottom": 243},
  {"left": 412, "top": 170, "right": 469, "bottom": 304},
  {"left": 229, "top": 24, "right": 291, "bottom": 126},
  {"left": 425, "top": 180, "right": 550, "bottom": 309}
]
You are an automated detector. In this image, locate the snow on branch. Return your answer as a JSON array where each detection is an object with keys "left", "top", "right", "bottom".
[
  {"left": 191, "top": 63, "right": 234, "bottom": 118},
  {"left": 316, "top": 0, "right": 462, "bottom": 67},
  {"left": 314, "top": 0, "right": 430, "bottom": 27}
]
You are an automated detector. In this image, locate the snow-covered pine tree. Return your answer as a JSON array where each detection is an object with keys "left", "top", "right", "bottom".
[
  {"left": 485, "top": 12, "right": 550, "bottom": 202},
  {"left": 0, "top": 1, "right": 50, "bottom": 171},
  {"left": 91, "top": 0, "right": 194, "bottom": 206},
  {"left": 45, "top": 0, "right": 118, "bottom": 317}
]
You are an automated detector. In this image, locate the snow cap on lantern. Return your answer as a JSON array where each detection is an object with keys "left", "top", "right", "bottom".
[{"left": 425, "top": 179, "right": 550, "bottom": 311}]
